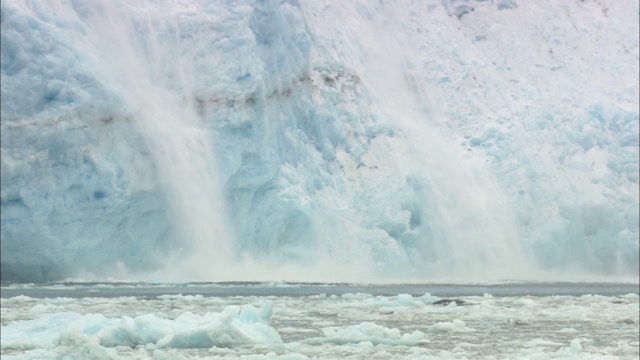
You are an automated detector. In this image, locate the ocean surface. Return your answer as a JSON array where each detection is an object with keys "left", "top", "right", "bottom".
[{"left": 2, "top": 282, "right": 638, "bottom": 359}]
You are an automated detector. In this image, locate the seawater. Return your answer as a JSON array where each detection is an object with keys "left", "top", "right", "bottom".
[
  {"left": 1, "top": 282, "right": 638, "bottom": 298},
  {"left": 1, "top": 282, "right": 639, "bottom": 359}
]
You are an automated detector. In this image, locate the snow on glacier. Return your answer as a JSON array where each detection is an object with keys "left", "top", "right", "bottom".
[{"left": 0, "top": 0, "right": 638, "bottom": 282}]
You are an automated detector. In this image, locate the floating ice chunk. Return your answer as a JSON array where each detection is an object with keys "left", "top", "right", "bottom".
[
  {"left": 417, "top": 293, "right": 440, "bottom": 303},
  {"left": 157, "top": 294, "right": 204, "bottom": 301},
  {"left": 304, "top": 322, "right": 425, "bottom": 346},
  {"left": 427, "top": 319, "right": 474, "bottom": 333},
  {"left": 363, "top": 293, "right": 420, "bottom": 307},
  {"left": 395, "top": 293, "right": 414, "bottom": 305},
  {"left": 544, "top": 338, "right": 586, "bottom": 358},
  {"left": 523, "top": 339, "right": 564, "bottom": 347},
  {"left": 1, "top": 303, "right": 281, "bottom": 350},
  {"left": 3, "top": 295, "right": 33, "bottom": 302},
  {"left": 514, "top": 297, "right": 536, "bottom": 306},
  {"left": 341, "top": 293, "right": 373, "bottom": 300},
  {"left": 525, "top": 354, "right": 551, "bottom": 360},
  {"left": 54, "top": 331, "right": 120, "bottom": 359},
  {"left": 1, "top": 312, "right": 84, "bottom": 351},
  {"left": 569, "top": 338, "right": 582, "bottom": 354}
]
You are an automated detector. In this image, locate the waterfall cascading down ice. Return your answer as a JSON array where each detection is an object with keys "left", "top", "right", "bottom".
[{"left": 1, "top": 0, "right": 638, "bottom": 282}]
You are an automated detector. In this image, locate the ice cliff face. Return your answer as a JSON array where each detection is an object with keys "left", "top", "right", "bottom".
[{"left": 1, "top": 0, "right": 638, "bottom": 282}]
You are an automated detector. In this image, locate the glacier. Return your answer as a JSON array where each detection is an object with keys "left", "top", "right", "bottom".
[{"left": 1, "top": 0, "right": 638, "bottom": 282}]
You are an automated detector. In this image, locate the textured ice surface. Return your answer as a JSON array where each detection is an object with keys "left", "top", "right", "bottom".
[
  {"left": 1, "top": 286, "right": 638, "bottom": 359},
  {"left": 1, "top": 0, "right": 638, "bottom": 282},
  {"left": 1, "top": 303, "right": 280, "bottom": 351}
]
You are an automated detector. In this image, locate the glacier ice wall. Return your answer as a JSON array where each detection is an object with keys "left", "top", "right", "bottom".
[{"left": 1, "top": 0, "right": 638, "bottom": 282}]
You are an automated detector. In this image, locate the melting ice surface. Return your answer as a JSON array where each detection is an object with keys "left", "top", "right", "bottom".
[{"left": 1, "top": 0, "right": 639, "bottom": 282}]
